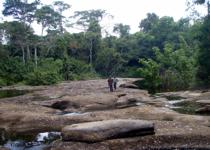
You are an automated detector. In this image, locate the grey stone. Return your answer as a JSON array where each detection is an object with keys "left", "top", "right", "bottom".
[
  {"left": 196, "top": 100, "right": 210, "bottom": 106},
  {"left": 62, "top": 119, "right": 155, "bottom": 142}
]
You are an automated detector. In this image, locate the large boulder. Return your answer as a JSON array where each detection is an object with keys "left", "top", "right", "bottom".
[{"left": 62, "top": 119, "right": 155, "bottom": 142}]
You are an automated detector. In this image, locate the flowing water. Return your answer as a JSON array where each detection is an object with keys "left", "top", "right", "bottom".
[
  {"left": 163, "top": 95, "right": 210, "bottom": 115},
  {"left": 2, "top": 132, "right": 61, "bottom": 150}
]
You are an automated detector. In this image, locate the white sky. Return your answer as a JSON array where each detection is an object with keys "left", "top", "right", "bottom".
[{"left": 0, "top": 0, "right": 207, "bottom": 35}]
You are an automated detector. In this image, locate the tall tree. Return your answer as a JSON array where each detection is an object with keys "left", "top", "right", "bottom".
[
  {"left": 139, "top": 13, "right": 159, "bottom": 33},
  {"left": 197, "top": 16, "right": 210, "bottom": 85},
  {"left": 95, "top": 48, "right": 123, "bottom": 76},
  {"left": 72, "top": 9, "right": 106, "bottom": 66},
  {"left": 73, "top": 9, "right": 106, "bottom": 30},
  {"left": 113, "top": 23, "right": 130, "bottom": 38},
  {"left": 2, "top": 0, "right": 40, "bottom": 62},
  {"left": 2, "top": 21, "right": 34, "bottom": 63},
  {"left": 53, "top": 1, "right": 71, "bottom": 33},
  {"left": 35, "top": 5, "right": 61, "bottom": 36},
  {"left": 2, "top": 0, "right": 40, "bottom": 25}
]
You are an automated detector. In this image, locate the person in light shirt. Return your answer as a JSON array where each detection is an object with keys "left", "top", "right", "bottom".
[{"left": 113, "top": 76, "right": 119, "bottom": 91}]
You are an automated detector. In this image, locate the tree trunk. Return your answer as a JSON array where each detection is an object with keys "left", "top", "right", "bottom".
[
  {"left": 21, "top": 46, "right": 25, "bottom": 64},
  {"left": 89, "top": 39, "right": 93, "bottom": 66},
  {"left": 41, "top": 26, "right": 44, "bottom": 36},
  {"left": 34, "top": 46, "right": 38, "bottom": 68},
  {"left": 60, "top": 21, "right": 63, "bottom": 33},
  {"left": 27, "top": 45, "right": 30, "bottom": 61}
]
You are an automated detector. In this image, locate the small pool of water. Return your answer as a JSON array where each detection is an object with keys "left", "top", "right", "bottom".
[
  {"left": 165, "top": 95, "right": 186, "bottom": 101},
  {"left": 56, "top": 111, "right": 89, "bottom": 116},
  {"left": 4, "top": 140, "right": 47, "bottom": 150},
  {"left": 2, "top": 132, "right": 61, "bottom": 150},
  {"left": 162, "top": 94, "right": 210, "bottom": 116},
  {"left": 0, "top": 90, "right": 29, "bottom": 99},
  {"left": 172, "top": 101, "right": 202, "bottom": 115}
]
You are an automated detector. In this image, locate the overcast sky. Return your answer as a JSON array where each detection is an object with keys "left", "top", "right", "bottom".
[{"left": 0, "top": 0, "right": 207, "bottom": 35}]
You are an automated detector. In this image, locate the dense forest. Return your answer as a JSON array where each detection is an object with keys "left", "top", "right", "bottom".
[{"left": 0, "top": 0, "right": 209, "bottom": 93}]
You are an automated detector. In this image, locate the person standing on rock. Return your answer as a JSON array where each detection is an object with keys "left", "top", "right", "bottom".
[
  {"left": 113, "top": 77, "right": 119, "bottom": 90},
  {"left": 108, "top": 77, "right": 113, "bottom": 92}
]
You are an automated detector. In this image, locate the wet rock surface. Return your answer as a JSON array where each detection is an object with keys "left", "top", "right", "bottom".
[{"left": 0, "top": 78, "right": 210, "bottom": 149}]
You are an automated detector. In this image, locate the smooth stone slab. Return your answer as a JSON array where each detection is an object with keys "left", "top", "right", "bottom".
[
  {"left": 196, "top": 100, "right": 210, "bottom": 105},
  {"left": 62, "top": 119, "right": 155, "bottom": 142}
]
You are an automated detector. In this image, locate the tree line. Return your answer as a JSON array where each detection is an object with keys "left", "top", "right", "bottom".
[{"left": 0, "top": 0, "right": 209, "bottom": 93}]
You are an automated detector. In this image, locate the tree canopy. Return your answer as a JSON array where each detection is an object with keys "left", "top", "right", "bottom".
[{"left": 0, "top": 0, "right": 209, "bottom": 93}]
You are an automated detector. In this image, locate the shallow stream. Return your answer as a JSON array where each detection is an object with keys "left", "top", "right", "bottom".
[{"left": 1, "top": 132, "right": 61, "bottom": 150}]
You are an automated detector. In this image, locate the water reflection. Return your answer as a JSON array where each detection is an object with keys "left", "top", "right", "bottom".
[{"left": 0, "top": 90, "right": 29, "bottom": 99}]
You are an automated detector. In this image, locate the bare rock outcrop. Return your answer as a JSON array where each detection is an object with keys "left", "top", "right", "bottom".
[
  {"left": 1, "top": 78, "right": 210, "bottom": 149},
  {"left": 62, "top": 119, "right": 155, "bottom": 142}
]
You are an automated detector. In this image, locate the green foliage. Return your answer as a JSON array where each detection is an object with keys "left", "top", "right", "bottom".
[
  {"left": 138, "top": 37, "right": 197, "bottom": 92},
  {"left": 61, "top": 57, "right": 97, "bottom": 80},
  {"left": 25, "top": 70, "right": 60, "bottom": 85},
  {"left": 0, "top": 2, "right": 205, "bottom": 90},
  {"left": 35, "top": 5, "right": 61, "bottom": 35},
  {"left": 0, "top": 78, "right": 7, "bottom": 86},
  {"left": 3, "top": 21, "right": 34, "bottom": 45},
  {"left": 73, "top": 9, "right": 106, "bottom": 28},
  {"left": 0, "top": 56, "right": 97, "bottom": 86},
  {"left": 95, "top": 48, "right": 124, "bottom": 76},
  {"left": 53, "top": 1, "right": 70, "bottom": 32},
  {"left": 113, "top": 23, "right": 130, "bottom": 37},
  {"left": 0, "top": 57, "right": 28, "bottom": 85},
  {"left": 45, "top": 32, "right": 70, "bottom": 59},
  {"left": 139, "top": 13, "right": 159, "bottom": 33},
  {"left": 3, "top": 0, "right": 40, "bottom": 24},
  {"left": 120, "top": 67, "right": 139, "bottom": 78},
  {"left": 138, "top": 59, "right": 161, "bottom": 93},
  {"left": 25, "top": 58, "right": 62, "bottom": 85},
  {"left": 197, "top": 17, "right": 210, "bottom": 86}
]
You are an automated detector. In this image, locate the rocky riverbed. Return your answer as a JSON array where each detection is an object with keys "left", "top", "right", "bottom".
[{"left": 0, "top": 78, "right": 210, "bottom": 150}]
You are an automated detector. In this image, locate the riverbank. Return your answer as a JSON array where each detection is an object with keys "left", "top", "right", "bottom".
[{"left": 0, "top": 78, "right": 210, "bottom": 149}]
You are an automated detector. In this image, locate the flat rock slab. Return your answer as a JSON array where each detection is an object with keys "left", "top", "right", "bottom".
[
  {"left": 196, "top": 100, "right": 210, "bottom": 105},
  {"left": 62, "top": 119, "right": 155, "bottom": 142}
]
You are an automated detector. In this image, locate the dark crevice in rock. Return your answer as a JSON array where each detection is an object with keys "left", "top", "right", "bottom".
[
  {"left": 116, "top": 103, "right": 138, "bottom": 109},
  {"left": 51, "top": 101, "right": 79, "bottom": 110},
  {"left": 107, "top": 128, "right": 155, "bottom": 141},
  {"left": 62, "top": 128, "right": 155, "bottom": 143},
  {"left": 117, "top": 93, "right": 127, "bottom": 98}
]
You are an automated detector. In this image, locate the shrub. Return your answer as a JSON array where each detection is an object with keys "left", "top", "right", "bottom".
[
  {"left": 138, "top": 39, "right": 197, "bottom": 92},
  {"left": 0, "top": 77, "right": 7, "bottom": 86},
  {"left": 0, "top": 57, "right": 28, "bottom": 85},
  {"left": 25, "top": 58, "right": 62, "bottom": 85},
  {"left": 61, "top": 57, "right": 98, "bottom": 80},
  {"left": 25, "top": 70, "right": 61, "bottom": 85}
]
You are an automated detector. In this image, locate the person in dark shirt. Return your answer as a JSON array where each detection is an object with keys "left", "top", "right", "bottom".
[{"left": 107, "top": 77, "right": 113, "bottom": 92}]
